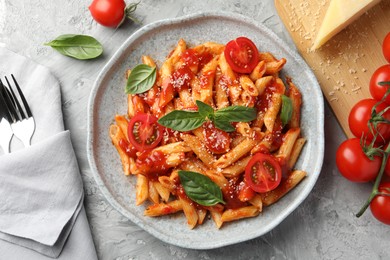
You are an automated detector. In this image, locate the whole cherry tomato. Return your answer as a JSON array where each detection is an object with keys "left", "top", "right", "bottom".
[
  {"left": 369, "top": 65, "right": 390, "bottom": 105},
  {"left": 224, "top": 37, "right": 259, "bottom": 74},
  {"left": 348, "top": 98, "right": 390, "bottom": 144},
  {"left": 89, "top": 0, "right": 139, "bottom": 28},
  {"left": 383, "top": 32, "right": 390, "bottom": 63},
  {"left": 336, "top": 138, "right": 381, "bottom": 182},
  {"left": 370, "top": 182, "right": 390, "bottom": 225}
]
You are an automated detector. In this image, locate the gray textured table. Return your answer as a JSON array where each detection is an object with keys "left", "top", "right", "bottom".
[{"left": 1, "top": 0, "right": 389, "bottom": 259}]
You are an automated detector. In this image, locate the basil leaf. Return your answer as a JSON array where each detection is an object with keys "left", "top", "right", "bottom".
[
  {"left": 280, "top": 95, "right": 293, "bottom": 126},
  {"left": 126, "top": 64, "right": 157, "bottom": 94},
  {"left": 45, "top": 34, "right": 103, "bottom": 60},
  {"left": 178, "top": 170, "right": 225, "bottom": 206},
  {"left": 213, "top": 114, "right": 236, "bottom": 132},
  {"left": 196, "top": 100, "right": 214, "bottom": 119},
  {"left": 158, "top": 110, "right": 206, "bottom": 131},
  {"left": 215, "top": 106, "right": 257, "bottom": 122}
]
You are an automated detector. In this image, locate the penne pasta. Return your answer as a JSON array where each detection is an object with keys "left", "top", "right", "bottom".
[{"left": 110, "top": 38, "right": 308, "bottom": 229}]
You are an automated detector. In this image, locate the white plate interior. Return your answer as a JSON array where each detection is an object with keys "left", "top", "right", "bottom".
[{"left": 87, "top": 12, "right": 324, "bottom": 249}]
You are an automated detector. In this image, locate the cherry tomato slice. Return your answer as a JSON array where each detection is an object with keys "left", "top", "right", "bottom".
[
  {"left": 128, "top": 113, "right": 163, "bottom": 151},
  {"left": 244, "top": 153, "right": 282, "bottom": 193},
  {"left": 370, "top": 182, "right": 390, "bottom": 225},
  {"left": 203, "top": 122, "right": 231, "bottom": 154},
  {"left": 224, "top": 37, "right": 259, "bottom": 74}
]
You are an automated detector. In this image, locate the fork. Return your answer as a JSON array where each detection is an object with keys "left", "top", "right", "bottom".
[
  {"left": 0, "top": 86, "right": 14, "bottom": 154},
  {"left": 1, "top": 75, "right": 35, "bottom": 148}
]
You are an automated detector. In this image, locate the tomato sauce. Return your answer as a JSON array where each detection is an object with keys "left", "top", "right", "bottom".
[
  {"left": 118, "top": 138, "right": 137, "bottom": 158},
  {"left": 171, "top": 66, "right": 194, "bottom": 91},
  {"left": 223, "top": 178, "right": 249, "bottom": 209},
  {"left": 203, "top": 122, "right": 231, "bottom": 154},
  {"left": 136, "top": 150, "right": 170, "bottom": 181}
]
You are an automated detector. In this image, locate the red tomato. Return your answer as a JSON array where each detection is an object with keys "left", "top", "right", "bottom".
[
  {"left": 128, "top": 113, "right": 163, "bottom": 151},
  {"left": 89, "top": 0, "right": 126, "bottom": 28},
  {"left": 348, "top": 98, "right": 390, "bottom": 143},
  {"left": 385, "top": 157, "right": 390, "bottom": 177},
  {"left": 244, "top": 153, "right": 282, "bottom": 193},
  {"left": 370, "top": 182, "right": 390, "bottom": 225},
  {"left": 336, "top": 138, "right": 381, "bottom": 182},
  {"left": 369, "top": 65, "right": 390, "bottom": 104},
  {"left": 383, "top": 32, "right": 390, "bottom": 63},
  {"left": 202, "top": 122, "right": 231, "bottom": 154},
  {"left": 224, "top": 37, "right": 259, "bottom": 74}
]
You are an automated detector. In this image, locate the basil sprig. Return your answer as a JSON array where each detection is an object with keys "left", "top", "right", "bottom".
[
  {"left": 126, "top": 64, "right": 157, "bottom": 94},
  {"left": 44, "top": 34, "right": 103, "bottom": 60},
  {"left": 158, "top": 100, "right": 257, "bottom": 132},
  {"left": 178, "top": 170, "right": 225, "bottom": 206},
  {"left": 280, "top": 95, "right": 293, "bottom": 126}
]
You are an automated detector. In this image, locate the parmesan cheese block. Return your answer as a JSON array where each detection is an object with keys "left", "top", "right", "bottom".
[{"left": 312, "top": 0, "right": 381, "bottom": 50}]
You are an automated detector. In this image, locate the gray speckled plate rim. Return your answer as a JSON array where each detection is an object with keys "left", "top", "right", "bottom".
[{"left": 87, "top": 11, "right": 325, "bottom": 249}]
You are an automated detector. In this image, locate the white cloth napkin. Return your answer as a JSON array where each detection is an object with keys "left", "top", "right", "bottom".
[{"left": 0, "top": 47, "right": 97, "bottom": 259}]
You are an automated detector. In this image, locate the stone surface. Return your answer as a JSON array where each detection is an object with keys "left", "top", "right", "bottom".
[{"left": 1, "top": 0, "right": 389, "bottom": 259}]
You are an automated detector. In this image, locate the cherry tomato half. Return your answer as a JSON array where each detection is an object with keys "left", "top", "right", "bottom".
[
  {"left": 244, "top": 153, "right": 282, "bottom": 193},
  {"left": 203, "top": 121, "right": 231, "bottom": 154},
  {"left": 224, "top": 37, "right": 259, "bottom": 74},
  {"left": 369, "top": 65, "right": 390, "bottom": 105},
  {"left": 336, "top": 138, "right": 381, "bottom": 182},
  {"left": 89, "top": 0, "right": 126, "bottom": 28},
  {"left": 383, "top": 32, "right": 390, "bottom": 63},
  {"left": 370, "top": 182, "right": 390, "bottom": 225},
  {"left": 128, "top": 113, "right": 163, "bottom": 151},
  {"left": 348, "top": 98, "right": 390, "bottom": 143}
]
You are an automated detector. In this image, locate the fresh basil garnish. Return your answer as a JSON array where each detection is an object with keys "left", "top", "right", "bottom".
[
  {"left": 280, "top": 94, "right": 293, "bottom": 126},
  {"left": 158, "top": 110, "right": 206, "bottom": 131},
  {"left": 196, "top": 100, "right": 214, "bottom": 118},
  {"left": 44, "top": 34, "right": 103, "bottom": 60},
  {"left": 215, "top": 105, "right": 257, "bottom": 122},
  {"left": 158, "top": 100, "right": 257, "bottom": 132},
  {"left": 213, "top": 114, "right": 236, "bottom": 132},
  {"left": 178, "top": 170, "right": 225, "bottom": 206},
  {"left": 126, "top": 64, "right": 157, "bottom": 94}
]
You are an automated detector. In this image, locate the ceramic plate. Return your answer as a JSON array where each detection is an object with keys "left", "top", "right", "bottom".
[{"left": 87, "top": 12, "right": 324, "bottom": 249}]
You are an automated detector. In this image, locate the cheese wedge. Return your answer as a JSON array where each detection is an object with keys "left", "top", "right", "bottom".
[{"left": 312, "top": 0, "right": 381, "bottom": 50}]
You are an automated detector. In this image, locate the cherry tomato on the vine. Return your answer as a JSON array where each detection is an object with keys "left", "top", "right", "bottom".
[
  {"left": 348, "top": 98, "right": 390, "bottom": 144},
  {"left": 336, "top": 138, "right": 381, "bottom": 182},
  {"left": 370, "top": 182, "right": 390, "bottom": 225},
  {"left": 224, "top": 37, "right": 259, "bottom": 74},
  {"left": 369, "top": 65, "right": 390, "bottom": 105},
  {"left": 383, "top": 32, "right": 390, "bottom": 63}
]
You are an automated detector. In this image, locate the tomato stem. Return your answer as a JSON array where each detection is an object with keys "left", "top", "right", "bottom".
[
  {"left": 125, "top": 1, "right": 141, "bottom": 24},
  {"left": 356, "top": 146, "right": 390, "bottom": 217}
]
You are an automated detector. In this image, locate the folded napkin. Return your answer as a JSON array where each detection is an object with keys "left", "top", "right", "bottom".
[{"left": 0, "top": 48, "right": 97, "bottom": 259}]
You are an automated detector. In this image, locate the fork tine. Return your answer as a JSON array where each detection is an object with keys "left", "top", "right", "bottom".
[
  {"left": 5, "top": 76, "right": 26, "bottom": 120},
  {"left": 0, "top": 79, "right": 18, "bottom": 122},
  {"left": 11, "top": 74, "right": 32, "bottom": 118},
  {"left": 0, "top": 85, "right": 14, "bottom": 122}
]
